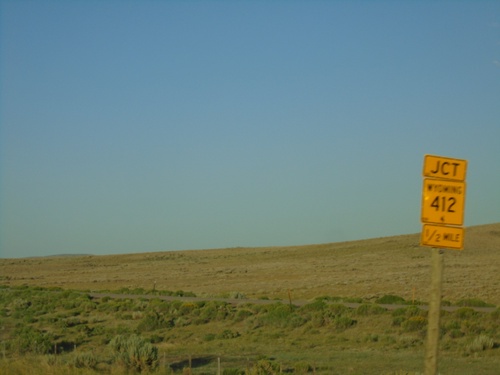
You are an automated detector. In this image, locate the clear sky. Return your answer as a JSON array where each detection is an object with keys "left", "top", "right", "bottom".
[{"left": 1, "top": 1, "right": 499, "bottom": 258}]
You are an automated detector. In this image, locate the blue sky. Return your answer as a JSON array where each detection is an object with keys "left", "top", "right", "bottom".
[{"left": 1, "top": 1, "right": 499, "bottom": 258}]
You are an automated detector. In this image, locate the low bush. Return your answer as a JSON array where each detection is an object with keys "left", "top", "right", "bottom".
[
  {"left": 392, "top": 306, "right": 426, "bottom": 329},
  {"left": 333, "top": 315, "right": 357, "bottom": 331},
  {"left": 10, "top": 326, "right": 53, "bottom": 355},
  {"left": 252, "top": 359, "right": 281, "bottom": 374},
  {"left": 149, "top": 334, "right": 163, "bottom": 344},
  {"left": 136, "top": 311, "right": 173, "bottom": 332},
  {"left": 364, "top": 333, "right": 380, "bottom": 343},
  {"left": 465, "top": 334, "right": 494, "bottom": 354},
  {"left": 72, "top": 351, "right": 98, "bottom": 369},
  {"left": 294, "top": 361, "right": 313, "bottom": 373},
  {"left": 110, "top": 334, "right": 159, "bottom": 372},
  {"left": 460, "top": 319, "right": 485, "bottom": 335},
  {"left": 223, "top": 368, "right": 245, "bottom": 375},
  {"left": 454, "top": 307, "right": 479, "bottom": 320},
  {"left": 328, "top": 303, "right": 350, "bottom": 316},
  {"left": 356, "top": 303, "right": 387, "bottom": 316},
  {"left": 456, "top": 298, "right": 495, "bottom": 308},
  {"left": 376, "top": 295, "right": 406, "bottom": 305},
  {"left": 218, "top": 329, "right": 240, "bottom": 339},
  {"left": 402, "top": 316, "right": 427, "bottom": 332},
  {"left": 234, "top": 308, "right": 253, "bottom": 322},
  {"left": 261, "top": 304, "right": 294, "bottom": 328},
  {"left": 204, "top": 333, "right": 216, "bottom": 342},
  {"left": 300, "top": 300, "right": 327, "bottom": 312}
]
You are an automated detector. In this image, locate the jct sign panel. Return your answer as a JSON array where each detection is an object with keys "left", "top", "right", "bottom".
[
  {"left": 421, "top": 178, "right": 466, "bottom": 226},
  {"left": 423, "top": 155, "right": 467, "bottom": 182}
]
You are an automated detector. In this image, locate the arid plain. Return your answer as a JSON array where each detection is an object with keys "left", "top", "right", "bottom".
[{"left": 1, "top": 223, "right": 499, "bottom": 306}]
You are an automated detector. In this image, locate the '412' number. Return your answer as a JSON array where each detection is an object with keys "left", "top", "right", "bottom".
[{"left": 431, "top": 196, "right": 456, "bottom": 212}]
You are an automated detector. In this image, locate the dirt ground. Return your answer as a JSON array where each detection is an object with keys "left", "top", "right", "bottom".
[{"left": 1, "top": 223, "right": 499, "bottom": 305}]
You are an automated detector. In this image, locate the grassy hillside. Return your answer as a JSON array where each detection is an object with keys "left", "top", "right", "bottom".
[{"left": 1, "top": 223, "right": 499, "bottom": 305}]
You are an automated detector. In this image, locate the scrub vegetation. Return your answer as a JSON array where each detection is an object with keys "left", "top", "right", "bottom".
[{"left": 0, "top": 285, "right": 498, "bottom": 374}]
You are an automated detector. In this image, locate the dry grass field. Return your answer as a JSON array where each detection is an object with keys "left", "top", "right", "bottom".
[{"left": 1, "top": 223, "right": 499, "bottom": 305}]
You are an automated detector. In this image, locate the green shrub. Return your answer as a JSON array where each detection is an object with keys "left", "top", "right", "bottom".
[
  {"left": 258, "top": 304, "right": 305, "bottom": 329},
  {"left": 290, "top": 314, "right": 308, "bottom": 328},
  {"left": 203, "top": 333, "right": 216, "bottom": 341},
  {"left": 392, "top": 306, "right": 426, "bottom": 328},
  {"left": 234, "top": 308, "right": 253, "bottom": 322},
  {"left": 136, "top": 311, "right": 173, "bottom": 332},
  {"left": 149, "top": 334, "right": 163, "bottom": 344},
  {"left": 343, "top": 297, "right": 364, "bottom": 303},
  {"left": 309, "top": 311, "right": 326, "bottom": 328},
  {"left": 356, "top": 303, "right": 387, "bottom": 316},
  {"left": 43, "top": 354, "right": 60, "bottom": 367},
  {"left": 179, "top": 302, "right": 197, "bottom": 315},
  {"left": 10, "top": 326, "right": 53, "bottom": 355},
  {"left": 294, "top": 361, "right": 313, "bottom": 373},
  {"left": 328, "top": 303, "right": 349, "bottom": 316},
  {"left": 300, "top": 300, "right": 327, "bottom": 312},
  {"left": 110, "top": 334, "right": 159, "bottom": 372},
  {"left": 223, "top": 368, "right": 244, "bottom": 375},
  {"left": 491, "top": 308, "right": 500, "bottom": 320},
  {"left": 456, "top": 298, "right": 494, "bottom": 308},
  {"left": 401, "top": 305, "right": 424, "bottom": 318},
  {"left": 460, "top": 319, "right": 484, "bottom": 335},
  {"left": 454, "top": 307, "right": 478, "bottom": 320},
  {"left": 444, "top": 320, "right": 464, "bottom": 338},
  {"left": 10, "top": 298, "right": 31, "bottom": 311},
  {"left": 229, "top": 291, "right": 247, "bottom": 299},
  {"left": 448, "top": 329, "right": 464, "bottom": 339},
  {"left": 253, "top": 359, "right": 280, "bottom": 374},
  {"left": 466, "top": 334, "right": 494, "bottom": 354},
  {"left": 376, "top": 295, "right": 406, "bottom": 305},
  {"left": 333, "top": 316, "right": 357, "bottom": 331},
  {"left": 72, "top": 351, "right": 98, "bottom": 369},
  {"left": 173, "top": 290, "right": 196, "bottom": 297},
  {"left": 197, "top": 301, "right": 233, "bottom": 324},
  {"left": 364, "top": 333, "right": 379, "bottom": 342},
  {"left": 396, "top": 335, "right": 423, "bottom": 349},
  {"left": 217, "top": 329, "right": 240, "bottom": 339},
  {"left": 393, "top": 315, "right": 405, "bottom": 327},
  {"left": 81, "top": 301, "right": 97, "bottom": 312},
  {"left": 23, "top": 314, "right": 37, "bottom": 324},
  {"left": 402, "top": 316, "right": 427, "bottom": 332},
  {"left": 113, "top": 325, "right": 132, "bottom": 335},
  {"left": 216, "top": 303, "right": 235, "bottom": 321},
  {"left": 197, "top": 301, "right": 219, "bottom": 322},
  {"left": 174, "top": 316, "right": 191, "bottom": 327},
  {"left": 148, "top": 298, "right": 170, "bottom": 313}
]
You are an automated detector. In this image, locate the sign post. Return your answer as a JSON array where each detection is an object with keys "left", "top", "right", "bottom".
[
  {"left": 425, "top": 247, "right": 444, "bottom": 375},
  {"left": 420, "top": 154, "right": 467, "bottom": 375}
]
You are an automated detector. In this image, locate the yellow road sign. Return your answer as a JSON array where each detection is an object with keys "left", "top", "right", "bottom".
[
  {"left": 421, "top": 178, "right": 466, "bottom": 226},
  {"left": 423, "top": 154, "right": 467, "bottom": 181},
  {"left": 421, "top": 224, "right": 464, "bottom": 250}
]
